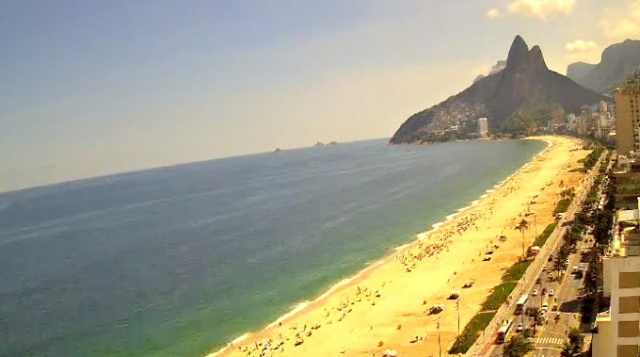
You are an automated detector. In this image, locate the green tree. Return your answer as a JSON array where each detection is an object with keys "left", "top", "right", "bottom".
[
  {"left": 560, "top": 329, "right": 584, "bottom": 356},
  {"left": 568, "top": 328, "right": 584, "bottom": 351},
  {"left": 554, "top": 253, "right": 568, "bottom": 278},
  {"left": 584, "top": 267, "right": 597, "bottom": 293},
  {"left": 504, "top": 335, "right": 534, "bottom": 357},
  {"left": 515, "top": 219, "right": 529, "bottom": 258},
  {"left": 560, "top": 343, "right": 573, "bottom": 357}
]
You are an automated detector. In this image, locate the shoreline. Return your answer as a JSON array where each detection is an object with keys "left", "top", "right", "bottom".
[{"left": 207, "top": 137, "right": 553, "bottom": 357}]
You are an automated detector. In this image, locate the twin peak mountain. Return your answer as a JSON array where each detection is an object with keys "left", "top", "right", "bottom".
[{"left": 389, "top": 35, "right": 607, "bottom": 144}]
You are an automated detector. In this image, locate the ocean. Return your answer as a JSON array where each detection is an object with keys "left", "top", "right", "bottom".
[{"left": 0, "top": 138, "right": 546, "bottom": 357}]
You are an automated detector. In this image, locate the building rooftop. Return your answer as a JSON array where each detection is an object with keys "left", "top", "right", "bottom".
[
  {"left": 596, "top": 310, "right": 611, "bottom": 322},
  {"left": 617, "top": 209, "right": 639, "bottom": 222},
  {"left": 607, "top": 198, "right": 640, "bottom": 257}
]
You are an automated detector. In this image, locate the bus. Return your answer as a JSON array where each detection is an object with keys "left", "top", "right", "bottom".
[
  {"left": 496, "top": 319, "right": 513, "bottom": 344},
  {"left": 515, "top": 294, "right": 528, "bottom": 315}
]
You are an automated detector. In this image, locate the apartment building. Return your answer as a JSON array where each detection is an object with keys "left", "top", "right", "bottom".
[
  {"left": 614, "top": 72, "right": 640, "bottom": 156},
  {"left": 592, "top": 201, "right": 640, "bottom": 357}
]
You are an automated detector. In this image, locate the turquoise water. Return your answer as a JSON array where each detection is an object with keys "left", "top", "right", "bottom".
[{"left": 0, "top": 139, "right": 546, "bottom": 357}]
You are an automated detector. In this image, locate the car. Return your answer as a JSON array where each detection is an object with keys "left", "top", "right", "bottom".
[
  {"left": 532, "top": 289, "right": 539, "bottom": 296},
  {"left": 483, "top": 254, "right": 492, "bottom": 261},
  {"left": 548, "top": 254, "right": 554, "bottom": 262},
  {"left": 541, "top": 303, "right": 549, "bottom": 312},
  {"left": 539, "top": 309, "right": 547, "bottom": 318},
  {"left": 541, "top": 288, "right": 547, "bottom": 296},
  {"left": 448, "top": 291, "right": 460, "bottom": 300},
  {"left": 549, "top": 289, "right": 555, "bottom": 297},
  {"left": 429, "top": 305, "right": 443, "bottom": 315},
  {"left": 516, "top": 323, "right": 523, "bottom": 332},
  {"left": 536, "top": 277, "right": 542, "bottom": 284}
]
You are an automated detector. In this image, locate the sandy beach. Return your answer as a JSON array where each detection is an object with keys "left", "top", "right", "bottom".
[{"left": 208, "top": 136, "right": 591, "bottom": 357}]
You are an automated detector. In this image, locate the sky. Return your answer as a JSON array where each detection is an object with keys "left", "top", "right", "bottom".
[{"left": 1, "top": 0, "right": 639, "bottom": 192}]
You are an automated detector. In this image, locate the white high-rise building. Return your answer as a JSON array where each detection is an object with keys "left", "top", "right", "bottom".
[{"left": 478, "top": 118, "right": 488, "bottom": 138}]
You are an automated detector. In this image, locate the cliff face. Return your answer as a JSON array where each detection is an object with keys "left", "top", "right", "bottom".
[
  {"left": 567, "top": 62, "right": 596, "bottom": 83},
  {"left": 567, "top": 39, "right": 640, "bottom": 94},
  {"left": 390, "top": 36, "right": 607, "bottom": 144}
]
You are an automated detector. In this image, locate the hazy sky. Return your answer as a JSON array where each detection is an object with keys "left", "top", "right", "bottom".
[{"left": 1, "top": 0, "right": 639, "bottom": 192}]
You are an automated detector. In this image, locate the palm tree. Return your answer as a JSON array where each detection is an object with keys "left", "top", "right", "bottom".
[{"left": 515, "top": 219, "right": 530, "bottom": 259}]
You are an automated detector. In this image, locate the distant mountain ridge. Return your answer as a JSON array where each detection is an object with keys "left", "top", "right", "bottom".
[
  {"left": 567, "top": 39, "right": 640, "bottom": 94},
  {"left": 390, "top": 36, "right": 607, "bottom": 144}
]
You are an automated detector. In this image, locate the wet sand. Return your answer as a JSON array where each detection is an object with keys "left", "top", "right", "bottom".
[{"left": 207, "top": 136, "right": 590, "bottom": 357}]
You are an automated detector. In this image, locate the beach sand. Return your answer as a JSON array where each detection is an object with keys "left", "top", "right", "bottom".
[{"left": 208, "top": 136, "right": 591, "bottom": 357}]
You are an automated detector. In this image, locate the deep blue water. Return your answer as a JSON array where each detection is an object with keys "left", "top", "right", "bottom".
[{"left": 0, "top": 139, "right": 546, "bottom": 357}]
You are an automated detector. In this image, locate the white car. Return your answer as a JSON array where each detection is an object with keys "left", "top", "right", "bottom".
[
  {"left": 549, "top": 289, "right": 555, "bottom": 297},
  {"left": 516, "top": 323, "right": 523, "bottom": 332},
  {"left": 532, "top": 289, "right": 539, "bottom": 296},
  {"left": 541, "top": 303, "right": 549, "bottom": 312}
]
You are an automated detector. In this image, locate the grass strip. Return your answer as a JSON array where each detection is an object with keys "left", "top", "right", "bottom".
[
  {"left": 533, "top": 223, "right": 558, "bottom": 247},
  {"left": 448, "top": 312, "right": 496, "bottom": 354},
  {"left": 501, "top": 261, "right": 532, "bottom": 282},
  {"left": 481, "top": 281, "right": 518, "bottom": 311},
  {"left": 553, "top": 198, "right": 572, "bottom": 215}
]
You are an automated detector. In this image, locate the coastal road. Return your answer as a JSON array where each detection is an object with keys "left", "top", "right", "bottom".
[
  {"left": 468, "top": 151, "right": 605, "bottom": 357},
  {"left": 529, "top": 238, "right": 589, "bottom": 357}
]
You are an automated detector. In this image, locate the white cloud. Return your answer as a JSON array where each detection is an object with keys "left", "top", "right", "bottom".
[
  {"left": 508, "top": 0, "right": 576, "bottom": 20},
  {"left": 600, "top": 1, "right": 640, "bottom": 41},
  {"left": 486, "top": 9, "right": 501, "bottom": 18},
  {"left": 565, "top": 39, "right": 597, "bottom": 52}
]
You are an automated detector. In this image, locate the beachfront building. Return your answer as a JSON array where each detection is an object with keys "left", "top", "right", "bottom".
[
  {"left": 614, "top": 72, "right": 640, "bottom": 156},
  {"left": 592, "top": 200, "right": 640, "bottom": 357},
  {"left": 478, "top": 118, "right": 488, "bottom": 138},
  {"left": 612, "top": 158, "right": 640, "bottom": 209}
]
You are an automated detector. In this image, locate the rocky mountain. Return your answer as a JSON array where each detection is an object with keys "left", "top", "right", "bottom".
[
  {"left": 473, "top": 60, "right": 507, "bottom": 84},
  {"left": 567, "top": 39, "right": 640, "bottom": 94},
  {"left": 390, "top": 36, "right": 607, "bottom": 144},
  {"left": 566, "top": 62, "right": 596, "bottom": 83}
]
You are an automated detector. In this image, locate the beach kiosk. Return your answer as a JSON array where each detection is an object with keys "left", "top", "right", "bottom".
[{"left": 529, "top": 246, "right": 540, "bottom": 256}]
